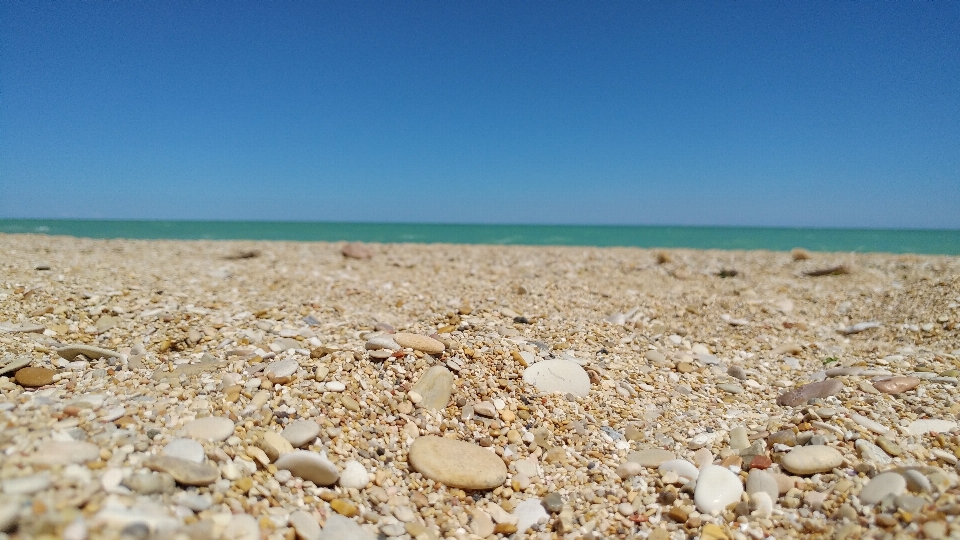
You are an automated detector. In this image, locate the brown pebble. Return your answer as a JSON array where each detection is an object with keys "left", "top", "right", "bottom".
[
  {"left": 494, "top": 523, "right": 518, "bottom": 534},
  {"left": 749, "top": 455, "right": 772, "bottom": 469},
  {"left": 330, "top": 498, "right": 359, "bottom": 517},
  {"left": 667, "top": 506, "right": 691, "bottom": 523},
  {"left": 15, "top": 366, "right": 55, "bottom": 387},
  {"left": 873, "top": 376, "right": 921, "bottom": 394},
  {"left": 776, "top": 379, "right": 844, "bottom": 407},
  {"left": 341, "top": 243, "right": 373, "bottom": 259}
]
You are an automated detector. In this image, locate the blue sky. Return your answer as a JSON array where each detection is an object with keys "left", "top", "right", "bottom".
[{"left": 2, "top": 2, "right": 958, "bottom": 228}]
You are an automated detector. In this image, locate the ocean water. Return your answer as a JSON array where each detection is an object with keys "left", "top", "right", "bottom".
[{"left": 1, "top": 219, "right": 958, "bottom": 255}]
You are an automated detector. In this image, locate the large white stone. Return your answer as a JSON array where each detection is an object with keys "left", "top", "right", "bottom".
[
  {"left": 183, "top": 416, "right": 235, "bottom": 442},
  {"left": 522, "top": 359, "right": 590, "bottom": 397},
  {"left": 694, "top": 465, "right": 744, "bottom": 514},
  {"left": 162, "top": 438, "right": 205, "bottom": 463},
  {"left": 860, "top": 472, "right": 906, "bottom": 504},
  {"left": 781, "top": 446, "right": 843, "bottom": 475}
]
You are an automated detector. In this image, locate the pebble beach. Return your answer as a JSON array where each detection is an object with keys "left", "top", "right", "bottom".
[{"left": 1, "top": 233, "right": 959, "bottom": 540}]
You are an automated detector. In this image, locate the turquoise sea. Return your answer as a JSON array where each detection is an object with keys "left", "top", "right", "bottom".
[{"left": 1, "top": 219, "right": 958, "bottom": 255}]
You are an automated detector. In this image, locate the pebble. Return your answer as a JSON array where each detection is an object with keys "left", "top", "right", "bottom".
[
  {"left": 659, "top": 459, "right": 700, "bottom": 482},
  {"left": 318, "top": 513, "right": 376, "bottom": 540},
  {"left": 729, "top": 426, "right": 750, "bottom": 451},
  {"left": 746, "top": 469, "right": 779, "bottom": 502},
  {"left": 56, "top": 344, "right": 122, "bottom": 361},
  {"left": 408, "top": 436, "right": 507, "bottom": 490},
  {"left": 627, "top": 449, "right": 676, "bottom": 467},
  {"left": 338, "top": 460, "right": 370, "bottom": 489},
  {"left": 183, "top": 416, "right": 235, "bottom": 441},
  {"left": 281, "top": 420, "right": 322, "bottom": 448},
  {"left": 850, "top": 413, "right": 889, "bottom": 434},
  {"left": 274, "top": 451, "right": 339, "bottom": 486},
  {"left": 410, "top": 366, "right": 454, "bottom": 410},
  {"left": 776, "top": 379, "right": 844, "bottom": 407},
  {"left": 474, "top": 401, "right": 498, "bottom": 418},
  {"left": 264, "top": 357, "right": 298, "bottom": 378},
  {"left": 873, "top": 376, "right": 921, "bottom": 394},
  {"left": 855, "top": 439, "right": 893, "bottom": 466},
  {"left": 513, "top": 498, "right": 549, "bottom": 533},
  {"left": 341, "top": 242, "right": 374, "bottom": 259},
  {"left": 860, "top": 472, "right": 907, "bottom": 504},
  {"left": 906, "top": 419, "right": 958, "bottom": 435},
  {"left": 522, "top": 359, "right": 591, "bottom": 397},
  {"left": 876, "top": 436, "right": 903, "bottom": 456},
  {"left": 616, "top": 461, "right": 643, "bottom": 479},
  {"left": 289, "top": 510, "right": 321, "bottom": 540},
  {"left": 394, "top": 332, "right": 445, "bottom": 354},
  {"left": 143, "top": 455, "right": 219, "bottom": 486},
  {"left": 694, "top": 465, "right": 744, "bottom": 514},
  {"left": 162, "top": 438, "right": 206, "bottom": 463},
  {"left": 364, "top": 336, "right": 401, "bottom": 351},
  {"left": 0, "top": 356, "right": 31, "bottom": 376},
  {"left": 781, "top": 446, "right": 844, "bottom": 475},
  {"left": 14, "top": 366, "right": 55, "bottom": 387},
  {"left": 222, "top": 513, "right": 260, "bottom": 540},
  {"left": 1, "top": 472, "right": 51, "bottom": 495},
  {"left": 30, "top": 440, "right": 99, "bottom": 466}
]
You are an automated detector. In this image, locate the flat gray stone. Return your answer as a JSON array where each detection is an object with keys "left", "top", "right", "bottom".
[
  {"left": 56, "top": 344, "right": 121, "bottom": 360},
  {"left": 860, "top": 472, "right": 906, "bottom": 504},
  {"left": 408, "top": 436, "right": 507, "bottom": 490},
  {"left": 162, "top": 438, "right": 206, "bottom": 463},
  {"left": 410, "top": 366, "right": 454, "bottom": 410},
  {"left": 274, "top": 451, "right": 339, "bottom": 486},
  {"left": 281, "top": 420, "right": 321, "bottom": 448},
  {"left": 318, "top": 513, "right": 376, "bottom": 540},
  {"left": 264, "top": 358, "right": 298, "bottom": 378},
  {"left": 522, "top": 359, "right": 590, "bottom": 397},
  {"left": 144, "top": 455, "right": 219, "bottom": 486}
]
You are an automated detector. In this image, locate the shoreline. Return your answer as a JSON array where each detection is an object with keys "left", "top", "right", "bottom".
[{"left": 1, "top": 233, "right": 959, "bottom": 539}]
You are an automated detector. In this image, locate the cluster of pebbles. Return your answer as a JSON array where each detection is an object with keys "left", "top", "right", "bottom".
[{"left": 0, "top": 234, "right": 959, "bottom": 540}]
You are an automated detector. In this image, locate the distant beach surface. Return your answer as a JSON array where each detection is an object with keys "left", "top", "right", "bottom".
[{"left": 1, "top": 219, "right": 958, "bottom": 254}]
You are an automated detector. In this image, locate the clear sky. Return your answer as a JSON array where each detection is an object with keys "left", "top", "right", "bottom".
[{"left": 2, "top": 2, "right": 958, "bottom": 228}]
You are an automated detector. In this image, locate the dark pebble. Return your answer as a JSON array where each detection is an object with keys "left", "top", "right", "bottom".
[{"left": 542, "top": 493, "right": 563, "bottom": 513}]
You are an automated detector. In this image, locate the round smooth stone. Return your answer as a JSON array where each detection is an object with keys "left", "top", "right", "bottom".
[
  {"left": 616, "top": 461, "right": 643, "bottom": 479},
  {"left": 850, "top": 414, "right": 889, "bottom": 435},
  {"left": 274, "top": 451, "right": 339, "bottom": 486},
  {"left": 627, "top": 449, "right": 676, "bottom": 468},
  {"left": 338, "top": 460, "right": 370, "bottom": 489},
  {"left": 1, "top": 472, "right": 51, "bottom": 495},
  {"left": 14, "top": 367, "right": 55, "bottom": 387},
  {"left": 408, "top": 436, "right": 507, "bottom": 490},
  {"left": 860, "top": 472, "right": 907, "bottom": 504},
  {"left": 184, "top": 417, "right": 235, "bottom": 442},
  {"left": 394, "top": 333, "right": 445, "bottom": 354},
  {"left": 658, "top": 459, "right": 700, "bottom": 483},
  {"left": 694, "top": 465, "right": 744, "bottom": 514},
  {"left": 781, "top": 446, "right": 843, "bottom": 475},
  {"left": 144, "top": 455, "right": 219, "bottom": 486},
  {"left": 522, "top": 359, "right": 591, "bottom": 397},
  {"left": 162, "top": 438, "right": 205, "bottom": 463},
  {"left": 29, "top": 441, "right": 99, "bottom": 466},
  {"left": 906, "top": 419, "right": 957, "bottom": 436},
  {"left": 873, "top": 376, "right": 921, "bottom": 394},
  {"left": 281, "top": 420, "right": 322, "bottom": 448}
]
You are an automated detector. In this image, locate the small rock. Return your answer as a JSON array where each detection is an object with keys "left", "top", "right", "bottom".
[
  {"left": 850, "top": 414, "right": 889, "bottom": 435},
  {"left": 410, "top": 366, "right": 454, "bottom": 410},
  {"left": 30, "top": 441, "right": 100, "bottom": 466},
  {"left": 183, "top": 416, "right": 235, "bottom": 441},
  {"left": 56, "top": 344, "right": 122, "bottom": 361},
  {"left": 162, "top": 438, "right": 205, "bottom": 463},
  {"left": 1, "top": 472, "right": 51, "bottom": 495},
  {"left": 408, "top": 436, "right": 507, "bottom": 490},
  {"left": 627, "top": 449, "right": 676, "bottom": 468},
  {"left": 143, "top": 455, "right": 219, "bottom": 486},
  {"left": 781, "top": 446, "right": 843, "bottom": 475},
  {"left": 338, "top": 460, "right": 370, "bottom": 489},
  {"left": 695, "top": 465, "right": 744, "bottom": 514},
  {"left": 274, "top": 451, "right": 339, "bottom": 486},
  {"left": 873, "top": 376, "right": 921, "bottom": 394},
  {"left": 288, "top": 510, "right": 321, "bottom": 540},
  {"left": 542, "top": 493, "right": 563, "bottom": 513},
  {"left": 522, "top": 359, "right": 591, "bottom": 397},
  {"left": 365, "top": 336, "right": 401, "bottom": 351},
  {"left": 394, "top": 333, "right": 445, "bottom": 354},
  {"left": 659, "top": 459, "right": 700, "bottom": 483},
  {"left": 513, "top": 498, "right": 548, "bottom": 533},
  {"left": 746, "top": 469, "right": 779, "bottom": 502},
  {"left": 855, "top": 439, "right": 893, "bottom": 466},
  {"left": 14, "top": 366, "right": 55, "bottom": 387},
  {"left": 318, "top": 513, "right": 376, "bottom": 540},
  {"left": 860, "top": 472, "right": 907, "bottom": 504},
  {"left": 282, "top": 420, "right": 322, "bottom": 448},
  {"left": 776, "top": 380, "right": 844, "bottom": 407},
  {"left": 341, "top": 243, "right": 373, "bottom": 260},
  {"left": 616, "top": 461, "right": 643, "bottom": 479},
  {"left": 906, "top": 419, "right": 957, "bottom": 436}
]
